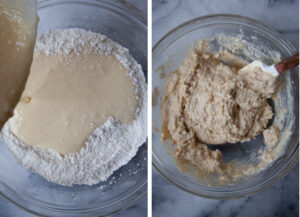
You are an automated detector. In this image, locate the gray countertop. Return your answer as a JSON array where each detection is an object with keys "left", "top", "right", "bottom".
[{"left": 152, "top": 0, "right": 299, "bottom": 217}]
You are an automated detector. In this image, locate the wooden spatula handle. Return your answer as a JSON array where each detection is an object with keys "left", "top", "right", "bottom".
[{"left": 275, "top": 53, "right": 299, "bottom": 73}]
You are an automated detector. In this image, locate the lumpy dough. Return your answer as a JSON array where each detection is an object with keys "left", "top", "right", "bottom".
[
  {"left": 263, "top": 126, "right": 280, "bottom": 148},
  {"left": 161, "top": 50, "right": 278, "bottom": 173}
]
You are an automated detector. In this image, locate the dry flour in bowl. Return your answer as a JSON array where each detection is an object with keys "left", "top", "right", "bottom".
[{"left": 1, "top": 28, "right": 147, "bottom": 186}]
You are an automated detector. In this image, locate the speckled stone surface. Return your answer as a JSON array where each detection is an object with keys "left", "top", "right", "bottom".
[{"left": 152, "top": 0, "right": 299, "bottom": 217}]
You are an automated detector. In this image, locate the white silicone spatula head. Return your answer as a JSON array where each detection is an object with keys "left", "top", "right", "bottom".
[{"left": 239, "top": 53, "right": 299, "bottom": 77}]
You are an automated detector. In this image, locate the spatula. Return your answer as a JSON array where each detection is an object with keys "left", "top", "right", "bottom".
[{"left": 239, "top": 53, "right": 299, "bottom": 76}]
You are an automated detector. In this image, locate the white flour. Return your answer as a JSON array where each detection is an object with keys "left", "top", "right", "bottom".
[{"left": 1, "top": 29, "right": 147, "bottom": 186}]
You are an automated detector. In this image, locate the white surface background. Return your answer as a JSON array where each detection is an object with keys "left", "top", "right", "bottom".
[{"left": 152, "top": 0, "right": 299, "bottom": 217}]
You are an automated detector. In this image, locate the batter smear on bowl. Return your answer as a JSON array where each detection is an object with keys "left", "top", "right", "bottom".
[
  {"left": 2, "top": 29, "right": 147, "bottom": 186},
  {"left": 161, "top": 49, "right": 280, "bottom": 179}
]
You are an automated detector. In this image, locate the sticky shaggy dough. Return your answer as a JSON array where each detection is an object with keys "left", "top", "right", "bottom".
[
  {"left": 263, "top": 126, "right": 280, "bottom": 148},
  {"left": 161, "top": 50, "right": 278, "bottom": 173}
]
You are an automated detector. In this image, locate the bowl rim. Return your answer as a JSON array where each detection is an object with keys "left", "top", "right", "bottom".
[
  {"left": 38, "top": 0, "right": 147, "bottom": 25},
  {"left": 152, "top": 13, "right": 299, "bottom": 199},
  {"left": 153, "top": 13, "right": 297, "bottom": 53},
  {"left": 0, "top": 0, "right": 147, "bottom": 216}
]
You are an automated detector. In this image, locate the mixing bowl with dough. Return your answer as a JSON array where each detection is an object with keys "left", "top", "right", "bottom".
[{"left": 152, "top": 14, "right": 298, "bottom": 199}]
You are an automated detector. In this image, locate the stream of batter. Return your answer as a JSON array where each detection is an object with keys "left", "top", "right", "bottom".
[{"left": 0, "top": 0, "right": 37, "bottom": 129}]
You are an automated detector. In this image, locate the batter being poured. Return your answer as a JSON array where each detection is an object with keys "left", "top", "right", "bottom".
[{"left": 0, "top": 0, "right": 37, "bottom": 129}]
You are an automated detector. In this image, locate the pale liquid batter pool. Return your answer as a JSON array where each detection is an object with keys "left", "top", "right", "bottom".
[{"left": 9, "top": 51, "right": 139, "bottom": 154}]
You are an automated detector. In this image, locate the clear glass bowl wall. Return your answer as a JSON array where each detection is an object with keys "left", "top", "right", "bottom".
[
  {"left": 152, "top": 14, "right": 299, "bottom": 199},
  {"left": 0, "top": 0, "right": 147, "bottom": 216}
]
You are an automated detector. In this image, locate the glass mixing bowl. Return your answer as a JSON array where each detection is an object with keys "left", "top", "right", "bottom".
[
  {"left": 152, "top": 14, "right": 299, "bottom": 199},
  {"left": 0, "top": 0, "right": 147, "bottom": 216}
]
